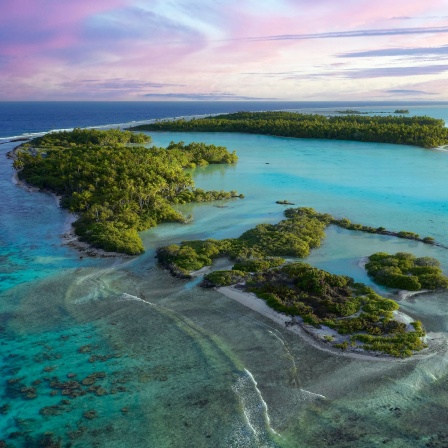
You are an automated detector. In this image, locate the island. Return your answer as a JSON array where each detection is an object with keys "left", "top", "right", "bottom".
[
  {"left": 366, "top": 252, "right": 448, "bottom": 290},
  {"left": 394, "top": 109, "right": 410, "bottom": 114},
  {"left": 130, "top": 111, "right": 448, "bottom": 148},
  {"left": 156, "top": 207, "right": 446, "bottom": 357},
  {"left": 10, "top": 128, "right": 242, "bottom": 255},
  {"left": 156, "top": 207, "right": 440, "bottom": 358},
  {"left": 10, "top": 127, "right": 444, "bottom": 358},
  {"left": 336, "top": 109, "right": 365, "bottom": 114}
]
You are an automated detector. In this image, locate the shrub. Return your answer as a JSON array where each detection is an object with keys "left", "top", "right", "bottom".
[{"left": 366, "top": 252, "right": 447, "bottom": 291}]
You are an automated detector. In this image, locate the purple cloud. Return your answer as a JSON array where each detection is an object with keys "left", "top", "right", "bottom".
[
  {"left": 339, "top": 45, "right": 448, "bottom": 58},
  {"left": 386, "top": 89, "right": 437, "bottom": 95},
  {"left": 342, "top": 64, "right": 448, "bottom": 78},
  {"left": 235, "top": 25, "right": 448, "bottom": 42}
]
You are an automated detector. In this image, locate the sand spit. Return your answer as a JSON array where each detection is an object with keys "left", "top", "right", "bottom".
[
  {"left": 396, "top": 289, "right": 431, "bottom": 301},
  {"left": 217, "top": 285, "right": 438, "bottom": 362}
]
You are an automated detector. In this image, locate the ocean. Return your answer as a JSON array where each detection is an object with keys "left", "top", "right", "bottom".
[{"left": 1, "top": 101, "right": 448, "bottom": 447}]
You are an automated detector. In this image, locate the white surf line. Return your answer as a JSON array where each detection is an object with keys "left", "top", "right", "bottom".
[
  {"left": 118, "top": 293, "right": 158, "bottom": 307},
  {"left": 244, "top": 369, "right": 281, "bottom": 437},
  {"left": 242, "top": 408, "right": 258, "bottom": 437},
  {"left": 299, "top": 389, "right": 326, "bottom": 400}
]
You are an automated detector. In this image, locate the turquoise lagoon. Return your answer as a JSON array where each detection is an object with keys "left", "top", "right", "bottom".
[{"left": 1, "top": 127, "right": 448, "bottom": 447}]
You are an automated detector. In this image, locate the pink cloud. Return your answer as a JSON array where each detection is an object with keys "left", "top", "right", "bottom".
[
  {"left": 1, "top": 0, "right": 448, "bottom": 100},
  {"left": 0, "top": 0, "right": 130, "bottom": 55}
]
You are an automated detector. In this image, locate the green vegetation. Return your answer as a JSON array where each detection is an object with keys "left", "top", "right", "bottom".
[
  {"left": 201, "top": 270, "right": 248, "bottom": 287},
  {"left": 131, "top": 111, "right": 448, "bottom": 148},
  {"left": 205, "top": 262, "right": 427, "bottom": 357},
  {"left": 285, "top": 207, "right": 438, "bottom": 246},
  {"left": 156, "top": 209, "right": 328, "bottom": 277},
  {"left": 232, "top": 257, "right": 285, "bottom": 272},
  {"left": 336, "top": 110, "right": 365, "bottom": 114},
  {"left": 366, "top": 252, "right": 448, "bottom": 291},
  {"left": 394, "top": 109, "right": 409, "bottom": 114},
  {"left": 158, "top": 206, "right": 438, "bottom": 357},
  {"left": 158, "top": 206, "right": 440, "bottom": 277},
  {"left": 13, "top": 128, "right": 240, "bottom": 255}
]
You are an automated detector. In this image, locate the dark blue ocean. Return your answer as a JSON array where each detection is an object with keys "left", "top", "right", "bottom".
[
  {"left": 2, "top": 101, "right": 448, "bottom": 447},
  {"left": 2, "top": 100, "right": 448, "bottom": 141}
]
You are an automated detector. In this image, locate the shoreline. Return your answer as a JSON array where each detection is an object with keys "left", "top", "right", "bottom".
[
  {"left": 217, "top": 285, "right": 435, "bottom": 362},
  {"left": 11, "top": 162, "right": 131, "bottom": 259}
]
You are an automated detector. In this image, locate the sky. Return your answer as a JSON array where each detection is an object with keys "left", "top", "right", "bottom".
[{"left": 1, "top": 0, "right": 448, "bottom": 101}]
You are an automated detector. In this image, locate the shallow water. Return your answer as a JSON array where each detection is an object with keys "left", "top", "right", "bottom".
[{"left": 2, "top": 118, "right": 448, "bottom": 446}]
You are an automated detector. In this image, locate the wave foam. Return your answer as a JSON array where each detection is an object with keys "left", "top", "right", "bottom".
[{"left": 231, "top": 369, "right": 280, "bottom": 446}]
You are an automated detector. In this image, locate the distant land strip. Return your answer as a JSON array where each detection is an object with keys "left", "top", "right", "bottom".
[{"left": 130, "top": 111, "right": 448, "bottom": 149}]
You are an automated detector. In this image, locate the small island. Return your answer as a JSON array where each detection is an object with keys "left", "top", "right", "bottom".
[
  {"left": 366, "top": 252, "right": 448, "bottom": 290},
  {"left": 156, "top": 207, "right": 443, "bottom": 357},
  {"left": 131, "top": 111, "right": 448, "bottom": 149},
  {"left": 276, "top": 199, "right": 295, "bottom": 205},
  {"left": 336, "top": 109, "right": 365, "bottom": 114},
  {"left": 11, "top": 128, "right": 242, "bottom": 255},
  {"left": 394, "top": 109, "right": 410, "bottom": 114}
]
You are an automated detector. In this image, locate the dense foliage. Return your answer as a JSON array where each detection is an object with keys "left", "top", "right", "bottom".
[
  {"left": 205, "top": 262, "right": 426, "bottom": 357},
  {"left": 366, "top": 252, "right": 448, "bottom": 290},
  {"left": 131, "top": 111, "right": 448, "bottom": 148},
  {"left": 156, "top": 210, "right": 329, "bottom": 277},
  {"left": 202, "top": 270, "right": 248, "bottom": 287},
  {"left": 13, "top": 129, "right": 240, "bottom": 255},
  {"left": 285, "top": 207, "right": 436, "bottom": 246},
  {"left": 157, "top": 206, "right": 436, "bottom": 357}
]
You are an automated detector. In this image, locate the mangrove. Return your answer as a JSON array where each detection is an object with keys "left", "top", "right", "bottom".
[
  {"left": 157, "top": 207, "right": 440, "bottom": 277},
  {"left": 206, "top": 262, "right": 427, "bottom": 358},
  {"left": 156, "top": 207, "right": 444, "bottom": 357},
  {"left": 366, "top": 252, "right": 448, "bottom": 291}
]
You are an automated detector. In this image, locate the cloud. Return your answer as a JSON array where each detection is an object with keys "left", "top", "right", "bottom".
[
  {"left": 82, "top": 7, "right": 206, "bottom": 43},
  {"left": 385, "top": 89, "right": 437, "bottom": 95},
  {"left": 2, "top": 0, "right": 448, "bottom": 100},
  {"left": 235, "top": 25, "right": 448, "bottom": 42},
  {"left": 76, "top": 79, "right": 185, "bottom": 90},
  {"left": 43, "top": 78, "right": 188, "bottom": 99},
  {"left": 339, "top": 45, "right": 448, "bottom": 58},
  {"left": 342, "top": 64, "right": 448, "bottom": 78},
  {"left": 245, "top": 64, "right": 448, "bottom": 80},
  {"left": 143, "top": 92, "right": 277, "bottom": 100}
]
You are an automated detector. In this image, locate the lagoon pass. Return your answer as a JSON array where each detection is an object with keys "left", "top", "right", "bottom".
[{"left": 1, "top": 101, "right": 448, "bottom": 447}]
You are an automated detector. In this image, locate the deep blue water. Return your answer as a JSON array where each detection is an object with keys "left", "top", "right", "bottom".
[{"left": 2, "top": 100, "right": 448, "bottom": 140}]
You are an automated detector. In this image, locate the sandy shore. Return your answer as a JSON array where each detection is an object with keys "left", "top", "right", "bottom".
[{"left": 217, "top": 285, "right": 435, "bottom": 362}]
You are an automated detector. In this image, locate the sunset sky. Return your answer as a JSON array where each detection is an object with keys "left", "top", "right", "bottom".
[{"left": 2, "top": 0, "right": 448, "bottom": 101}]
